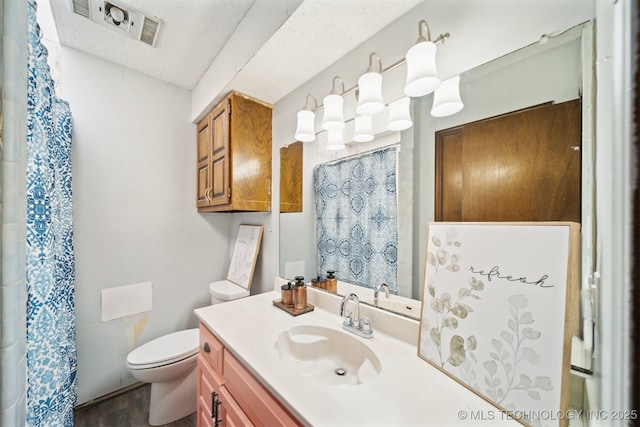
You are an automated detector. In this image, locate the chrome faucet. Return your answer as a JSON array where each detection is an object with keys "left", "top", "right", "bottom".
[
  {"left": 339, "top": 293, "right": 373, "bottom": 338},
  {"left": 374, "top": 283, "right": 390, "bottom": 306}
]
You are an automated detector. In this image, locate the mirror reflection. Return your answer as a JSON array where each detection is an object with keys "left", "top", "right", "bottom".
[
  {"left": 279, "top": 24, "right": 590, "bottom": 323},
  {"left": 280, "top": 141, "right": 303, "bottom": 213}
]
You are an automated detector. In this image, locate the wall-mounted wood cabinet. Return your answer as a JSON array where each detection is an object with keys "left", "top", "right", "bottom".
[{"left": 197, "top": 92, "right": 272, "bottom": 212}]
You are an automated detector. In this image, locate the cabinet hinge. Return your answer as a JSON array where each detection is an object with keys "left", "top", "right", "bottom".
[
  {"left": 227, "top": 104, "right": 232, "bottom": 115},
  {"left": 227, "top": 188, "right": 231, "bottom": 198}
]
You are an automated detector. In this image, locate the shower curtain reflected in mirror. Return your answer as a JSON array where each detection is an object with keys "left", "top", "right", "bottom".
[
  {"left": 314, "top": 146, "right": 399, "bottom": 294},
  {"left": 26, "top": 1, "right": 77, "bottom": 425}
]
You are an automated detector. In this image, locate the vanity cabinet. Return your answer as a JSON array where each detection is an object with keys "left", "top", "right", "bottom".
[
  {"left": 196, "top": 91, "right": 272, "bottom": 213},
  {"left": 197, "top": 323, "right": 301, "bottom": 427}
]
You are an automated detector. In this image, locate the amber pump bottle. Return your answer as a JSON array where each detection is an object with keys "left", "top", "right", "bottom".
[
  {"left": 293, "top": 276, "right": 307, "bottom": 309},
  {"left": 281, "top": 281, "right": 293, "bottom": 307},
  {"left": 325, "top": 270, "right": 337, "bottom": 293},
  {"left": 311, "top": 275, "right": 326, "bottom": 290}
]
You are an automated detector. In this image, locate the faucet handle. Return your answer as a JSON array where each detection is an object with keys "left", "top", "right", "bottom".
[
  {"left": 361, "top": 316, "right": 374, "bottom": 333},
  {"left": 342, "top": 311, "right": 353, "bottom": 327}
]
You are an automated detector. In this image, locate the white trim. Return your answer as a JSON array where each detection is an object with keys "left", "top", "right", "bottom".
[{"left": 594, "top": 0, "right": 634, "bottom": 417}]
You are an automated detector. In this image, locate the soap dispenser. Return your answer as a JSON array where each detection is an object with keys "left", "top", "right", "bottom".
[
  {"left": 325, "top": 270, "right": 337, "bottom": 293},
  {"left": 311, "top": 274, "right": 326, "bottom": 290},
  {"left": 281, "top": 281, "right": 293, "bottom": 307},
  {"left": 293, "top": 276, "right": 307, "bottom": 310}
]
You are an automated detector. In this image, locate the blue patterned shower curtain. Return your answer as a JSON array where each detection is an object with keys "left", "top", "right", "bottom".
[
  {"left": 314, "top": 147, "right": 399, "bottom": 293},
  {"left": 26, "top": 1, "right": 77, "bottom": 425}
]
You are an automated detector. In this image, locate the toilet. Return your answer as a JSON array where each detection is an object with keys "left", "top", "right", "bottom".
[{"left": 126, "top": 280, "right": 251, "bottom": 425}]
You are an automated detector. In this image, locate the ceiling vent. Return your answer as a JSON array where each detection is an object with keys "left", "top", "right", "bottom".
[
  {"left": 72, "top": 0, "right": 90, "bottom": 18},
  {"left": 70, "top": 0, "right": 162, "bottom": 47}
]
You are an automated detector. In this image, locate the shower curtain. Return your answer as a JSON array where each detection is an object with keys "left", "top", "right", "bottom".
[
  {"left": 26, "top": 1, "right": 77, "bottom": 425},
  {"left": 314, "top": 147, "right": 399, "bottom": 293}
]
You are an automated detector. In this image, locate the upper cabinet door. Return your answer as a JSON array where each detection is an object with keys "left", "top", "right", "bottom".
[
  {"left": 209, "top": 100, "right": 231, "bottom": 207},
  {"left": 196, "top": 113, "right": 212, "bottom": 209}
]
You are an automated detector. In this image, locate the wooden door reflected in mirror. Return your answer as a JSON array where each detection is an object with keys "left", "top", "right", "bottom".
[
  {"left": 280, "top": 141, "right": 303, "bottom": 213},
  {"left": 435, "top": 100, "right": 581, "bottom": 223}
]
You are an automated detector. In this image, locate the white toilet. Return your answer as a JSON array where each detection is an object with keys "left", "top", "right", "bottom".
[{"left": 126, "top": 280, "right": 251, "bottom": 425}]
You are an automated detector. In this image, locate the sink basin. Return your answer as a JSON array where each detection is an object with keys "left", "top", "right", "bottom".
[{"left": 275, "top": 325, "right": 381, "bottom": 386}]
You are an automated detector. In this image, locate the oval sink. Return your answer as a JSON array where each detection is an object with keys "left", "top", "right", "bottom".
[{"left": 275, "top": 325, "right": 381, "bottom": 386}]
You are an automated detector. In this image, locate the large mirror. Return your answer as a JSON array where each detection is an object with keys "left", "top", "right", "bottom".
[{"left": 279, "top": 23, "right": 592, "bottom": 326}]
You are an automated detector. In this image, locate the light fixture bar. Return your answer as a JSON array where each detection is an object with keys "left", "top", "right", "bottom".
[{"left": 308, "top": 34, "right": 449, "bottom": 113}]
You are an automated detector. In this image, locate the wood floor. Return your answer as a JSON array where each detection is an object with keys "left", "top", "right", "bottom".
[{"left": 74, "top": 384, "right": 196, "bottom": 427}]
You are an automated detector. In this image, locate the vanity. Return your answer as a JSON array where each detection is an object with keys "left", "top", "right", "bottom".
[{"left": 194, "top": 281, "right": 519, "bottom": 426}]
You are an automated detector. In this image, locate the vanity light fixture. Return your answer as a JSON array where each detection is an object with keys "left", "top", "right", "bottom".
[
  {"left": 356, "top": 53, "right": 385, "bottom": 116},
  {"left": 430, "top": 75, "right": 464, "bottom": 117},
  {"left": 353, "top": 115, "right": 374, "bottom": 142},
  {"left": 293, "top": 19, "right": 457, "bottom": 147},
  {"left": 326, "top": 129, "right": 345, "bottom": 151},
  {"left": 404, "top": 20, "right": 450, "bottom": 98},
  {"left": 294, "top": 94, "right": 318, "bottom": 142},
  {"left": 387, "top": 97, "right": 413, "bottom": 131},
  {"left": 322, "top": 77, "right": 346, "bottom": 131}
]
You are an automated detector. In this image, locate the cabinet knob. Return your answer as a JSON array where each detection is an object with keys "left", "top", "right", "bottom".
[{"left": 203, "top": 342, "right": 211, "bottom": 353}]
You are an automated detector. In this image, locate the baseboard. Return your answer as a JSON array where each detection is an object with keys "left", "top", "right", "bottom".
[{"left": 73, "top": 382, "right": 146, "bottom": 411}]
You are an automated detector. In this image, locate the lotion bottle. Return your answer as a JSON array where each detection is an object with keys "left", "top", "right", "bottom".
[
  {"left": 281, "top": 281, "right": 293, "bottom": 307},
  {"left": 325, "top": 270, "right": 337, "bottom": 293},
  {"left": 311, "top": 275, "right": 326, "bottom": 290},
  {"left": 293, "top": 276, "right": 307, "bottom": 309}
]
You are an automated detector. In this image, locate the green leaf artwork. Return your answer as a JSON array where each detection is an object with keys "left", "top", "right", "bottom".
[
  {"left": 480, "top": 294, "right": 553, "bottom": 407},
  {"left": 424, "top": 227, "right": 484, "bottom": 369}
]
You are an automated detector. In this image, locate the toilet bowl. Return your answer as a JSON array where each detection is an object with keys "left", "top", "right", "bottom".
[
  {"left": 125, "top": 281, "right": 250, "bottom": 426},
  {"left": 126, "top": 328, "right": 199, "bottom": 426}
]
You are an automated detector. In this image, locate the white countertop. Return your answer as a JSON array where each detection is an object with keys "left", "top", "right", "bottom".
[{"left": 195, "top": 290, "right": 520, "bottom": 427}]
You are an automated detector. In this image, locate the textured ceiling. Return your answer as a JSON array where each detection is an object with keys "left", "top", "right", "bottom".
[
  {"left": 228, "top": 0, "right": 424, "bottom": 104},
  {"left": 48, "top": 0, "right": 256, "bottom": 90},
  {"left": 47, "top": 0, "right": 423, "bottom": 97}
]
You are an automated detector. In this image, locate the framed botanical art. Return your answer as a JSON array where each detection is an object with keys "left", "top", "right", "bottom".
[
  {"left": 227, "top": 224, "right": 264, "bottom": 290},
  {"left": 418, "top": 222, "right": 579, "bottom": 427}
]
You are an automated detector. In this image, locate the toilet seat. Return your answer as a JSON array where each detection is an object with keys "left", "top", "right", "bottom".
[{"left": 127, "top": 328, "right": 199, "bottom": 370}]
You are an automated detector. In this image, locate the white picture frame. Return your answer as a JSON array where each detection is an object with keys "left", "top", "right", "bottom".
[
  {"left": 227, "top": 224, "right": 264, "bottom": 290},
  {"left": 418, "top": 222, "right": 579, "bottom": 427}
]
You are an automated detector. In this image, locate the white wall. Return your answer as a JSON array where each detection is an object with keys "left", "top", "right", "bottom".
[{"left": 60, "top": 47, "right": 231, "bottom": 404}]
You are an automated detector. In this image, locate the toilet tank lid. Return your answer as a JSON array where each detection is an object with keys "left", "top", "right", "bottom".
[
  {"left": 127, "top": 328, "right": 199, "bottom": 366},
  {"left": 209, "top": 280, "right": 250, "bottom": 300}
]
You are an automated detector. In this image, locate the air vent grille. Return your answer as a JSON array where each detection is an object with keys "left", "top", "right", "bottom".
[
  {"left": 70, "top": 0, "right": 162, "bottom": 48},
  {"left": 72, "top": 0, "right": 91, "bottom": 18},
  {"left": 140, "top": 16, "right": 160, "bottom": 46}
]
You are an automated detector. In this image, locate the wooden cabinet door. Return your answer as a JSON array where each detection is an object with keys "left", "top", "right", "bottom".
[
  {"left": 219, "top": 386, "right": 253, "bottom": 427},
  {"left": 197, "top": 114, "right": 212, "bottom": 208},
  {"left": 209, "top": 100, "right": 230, "bottom": 207},
  {"left": 435, "top": 100, "right": 581, "bottom": 222},
  {"left": 197, "top": 355, "right": 223, "bottom": 427}
]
